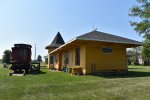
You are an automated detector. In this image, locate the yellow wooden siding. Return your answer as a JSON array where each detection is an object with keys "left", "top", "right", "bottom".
[
  {"left": 62, "top": 53, "right": 65, "bottom": 67},
  {"left": 60, "top": 48, "right": 75, "bottom": 68},
  {"left": 53, "top": 54, "right": 59, "bottom": 70},
  {"left": 80, "top": 46, "right": 86, "bottom": 74},
  {"left": 68, "top": 48, "right": 75, "bottom": 68},
  {"left": 86, "top": 45, "right": 127, "bottom": 74},
  {"left": 52, "top": 46, "right": 86, "bottom": 73},
  {"left": 51, "top": 43, "right": 127, "bottom": 75},
  {"left": 62, "top": 46, "right": 86, "bottom": 69},
  {"left": 47, "top": 53, "right": 50, "bottom": 68}
]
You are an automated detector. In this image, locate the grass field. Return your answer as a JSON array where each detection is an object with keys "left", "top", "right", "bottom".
[{"left": 0, "top": 65, "right": 150, "bottom": 100}]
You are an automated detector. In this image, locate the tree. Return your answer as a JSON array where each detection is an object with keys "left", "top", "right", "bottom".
[
  {"left": 37, "top": 55, "right": 42, "bottom": 62},
  {"left": 129, "top": 0, "right": 150, "bottom": 65},
  {"left": 43, "top": 55, "right": 48, "bottom": 64},
  {"left": 129, "top": 0, "right": 150, "bottom": 36},
  {"left": 142, "top": 34, "right": 150, "bottom": 65},
  {"left": 2, "top": 50, "right": 11, "bottom": 64},
  {"left": 133, "top": 47, "right": 143, "bottom": 65}
]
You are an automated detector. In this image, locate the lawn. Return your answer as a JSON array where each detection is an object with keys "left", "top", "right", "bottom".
[{"left": 0, "top": 65, "right": 150, "bottom": 100}]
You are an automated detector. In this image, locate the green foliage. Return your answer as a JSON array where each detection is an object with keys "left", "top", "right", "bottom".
[
  {"left": 43, "top": 55, "right": 48, "bottom": 64},
  {"left": 2, "top": 50, "right": 11, "bottom": 64},
  {"left": 37, "top": 55, "right": 42, "bottom": 62},
  {"left": 129, "top": 0, "right": 150, "bottom": 36},
  {"left": 142, "top": 34, "right": 150, "bottom": 65}
]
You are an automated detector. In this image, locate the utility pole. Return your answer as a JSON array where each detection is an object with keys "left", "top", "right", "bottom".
[{"left": 34, "top": 44, "right": 36, "bottom": 61}]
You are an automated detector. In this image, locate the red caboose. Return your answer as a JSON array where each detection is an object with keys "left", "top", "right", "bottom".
[
  {"left": 11, "top": 44, "right": 32, "bottom": 64},
  {"left": 10, "top": 44, "right": 32, "bottom": 74}
]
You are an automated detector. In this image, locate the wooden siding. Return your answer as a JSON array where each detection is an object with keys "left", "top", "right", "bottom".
[
  {"left": 50, "top": 40, "right": 128, "bottom": 74},
  {"left": 86, "top": 45, "right": 127, "bottom": 74},
  {"left": 52, "top": 46, "right": 86, "bottom": 74}
]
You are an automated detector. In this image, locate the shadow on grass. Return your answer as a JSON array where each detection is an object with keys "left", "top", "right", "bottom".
[
  {"left": 28, "top": 71, "right": 46, "bottom": 75},
  {"left": 92, "top": 71, "right": 150, "bottom": 78},
  {"left": 39, "top": 71, "right": 46, "bottom": 74}
]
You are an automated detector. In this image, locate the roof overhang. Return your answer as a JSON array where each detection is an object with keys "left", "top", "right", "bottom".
[{"left": 50, "top": 38, "right": 143, "bottom": 54}]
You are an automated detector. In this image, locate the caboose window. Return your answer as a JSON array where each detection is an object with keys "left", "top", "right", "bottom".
[
  {"left": 20, "top": 50, "right": 24, "bottom": 57},
  {"left": 24, "top": 49, "right": 27, "bottom": 58}
]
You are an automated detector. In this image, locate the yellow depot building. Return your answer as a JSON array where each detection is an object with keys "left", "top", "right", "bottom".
[{"left": 45, "top": 31, "right": 142, "bottom": 75}]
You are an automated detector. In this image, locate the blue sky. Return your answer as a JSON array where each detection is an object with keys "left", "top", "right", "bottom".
[{"left": 0, "top": 0, "right": 143, "bottom": 59}]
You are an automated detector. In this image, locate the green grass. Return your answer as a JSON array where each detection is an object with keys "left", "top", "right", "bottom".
[{"left": 0, "top": 65, "right": 150, "bottom": 100}]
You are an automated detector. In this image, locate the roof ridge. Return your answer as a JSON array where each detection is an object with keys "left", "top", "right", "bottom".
[{"left": 76, "top": 31, "right": 142, "bottom": 45}]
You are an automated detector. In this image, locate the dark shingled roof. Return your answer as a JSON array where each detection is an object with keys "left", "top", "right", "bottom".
[
  {"left": 45, "top": 32, "right": 65, "bottom": 49},
  {"left": 50, "top": 31, "right": 142, "bottom": 54},
  {"left": 76, "top": 31, "right": 142, "bottom": 45}
]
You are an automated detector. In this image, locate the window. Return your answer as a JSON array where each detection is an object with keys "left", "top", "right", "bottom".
[
  {"left": 23, "top": 49, "right": 27, "bottom": 59},
  {"left": 19, "top": 49, "right": 24, "bottom": 57},
  {"left": 102, "top": 48, "right": 112, "bottom": 54},
  {"left": 20, "top": 49, "right": 27, "bottom": 58},
  {"left": 50, "top": 55, "right": 54, "bottom": 64},
  {"left": 75, "top": 47, "right": 80, "bottom": 65},
  {"left": 64, "top": 52, "right": 69, "bottom": 65}
]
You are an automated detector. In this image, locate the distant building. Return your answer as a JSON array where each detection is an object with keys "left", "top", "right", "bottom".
[
  {"left": 127, "top": 51, "right": 144, "bottom": 65},
  {"left": 45, "top": 31, "right": 142, "bottom": 75}
]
